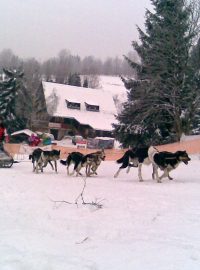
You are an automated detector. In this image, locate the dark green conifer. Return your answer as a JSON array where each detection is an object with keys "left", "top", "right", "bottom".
[
  {"left": 0, "top": 69, "right": 30, "bottom": 133},
  {"left": 68, "top": 73, "right": 81, "bottom": 87},
  {"left": 114, "top": 0, "right": 200, "bottom": 147}
]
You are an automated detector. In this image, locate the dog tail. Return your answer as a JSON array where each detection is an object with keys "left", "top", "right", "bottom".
[
  {"left": 60, "top": 152, "right": 72, "bottom": 166},
  {"left": 148, "top": 146, "right": 158, "bottom": 163},
  {"left": 116, "top": 150, "right": 131, "bottom": 164},
  {"left": 29, "top": 154, "right": 32, "bottom": 160},
  {"left": 60, "top": 159, "right": 67, "bottom": 166},
  {"left": 116, "top": 155, "right": 125, "bottom": 164}
]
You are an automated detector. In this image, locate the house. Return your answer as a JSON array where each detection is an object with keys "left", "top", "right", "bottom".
[{"left": 41, "top": 81, "right": 118, "bottom": 140}]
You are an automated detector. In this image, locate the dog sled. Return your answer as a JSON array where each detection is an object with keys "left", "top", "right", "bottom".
[{"left": 0, "top": 147, "right": 14, "bottom": 168}]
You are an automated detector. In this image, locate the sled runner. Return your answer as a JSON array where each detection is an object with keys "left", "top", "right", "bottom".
[{"left": 0, "top": 148, "right": 14, "bottom": 168}]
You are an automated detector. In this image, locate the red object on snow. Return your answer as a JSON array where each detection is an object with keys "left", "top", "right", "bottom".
[{"left": 28, "top": 133, "right": 41, "bottom": 146}]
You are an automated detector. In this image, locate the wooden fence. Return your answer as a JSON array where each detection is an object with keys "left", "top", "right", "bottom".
[{"left": 4, "top": 139, "right": 200, "bottom": 161}]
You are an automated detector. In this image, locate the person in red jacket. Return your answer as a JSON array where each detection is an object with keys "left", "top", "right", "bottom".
[{"left": 0, "top": 117, "right": 7, "bottom": 149}]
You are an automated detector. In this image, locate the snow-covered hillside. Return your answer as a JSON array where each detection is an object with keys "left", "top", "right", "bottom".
[
  {"left": 99, "top": 76, "right": 126, "bottom": 96},
  {"left": 0, "top": 156, "right": 200, "bottom": 269},
  {"left": 99, "top": 76, "right": 127, "bottom": 113}
]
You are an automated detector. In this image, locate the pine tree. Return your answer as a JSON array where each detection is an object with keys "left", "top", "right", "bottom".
[
  {"left": 190, "top": 38, "right": 200, "bottom": 70},
  {"left": 83, "top": 77, "right": 89, "bottom": 88},
  {"left": 114, "top": 0, "right": 200, "bottom": 147},
  {"left": 189, "top": 37, "right": 200, "bottom": 134},
  {"left": 68, "top": 73, "right": 81, "bottom": 87},
  {"left": 0, "top": 69, "right": 30, "bottom": 133}
]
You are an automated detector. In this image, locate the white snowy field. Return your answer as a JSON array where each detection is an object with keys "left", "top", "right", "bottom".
[{"left": 0, "top": 156, "right": 200, "bottom": 270}]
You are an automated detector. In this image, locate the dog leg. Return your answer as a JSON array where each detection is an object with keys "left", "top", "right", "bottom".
[
  {"left": 152, "top": 165, "right": 160, "bottom": 182},
  {"left": 114, "top": 168, "right": 121, "bottom": 178},
  {"left": 152, "top": 165, "right": 156, "bottom": 180},
  {"left": 76, "top": 171, "right": 83, "bottom": 176},
  {"left": 126, "top": 166, "right": 131, "bottom": 174},
  {"left": 48, "top": 161, "right": 54, "bottom": 170},
  {"left": 36, "top": 162, "right": 39, "bottom": 174},
  {"left": 86, "top": 164, "right": 91, "bottom": 176},
  {"left": 54, "top": 161, "right": 57, "bottom": 173},
  {"left": 158, "top": 169, "right": 169, "bottom": 182},
  {"left": 69, "top": 168, "right": 82, "bottom": 176},
  {"left": 75, "top": 163, "right": 83, "bottom": 177},
  {"left": 86, "top": 164, "right": 89, "bottom": 176},
  {"left": 69, "top": 162, "right": 78, "bottom": 176},
  {"left": 168, "top": 174, "right": 173, "bottom": 180},
  {"left": 69, "top": 170, "right": 75, "bottom": 176},
  {"left": 138, "top": 163, "right": 143, "bottom": 181},
  {"left": 156, "top": 175, "right": 162, "bottom": 183},
  {"left": 33, "top": 161, "right": 36, "bottom": 172},
  {"left": 39, "top": 161, "right": 43, "bottom": 173},
  {"left": 75, "top": 170, "right": 83, "bottom": 177},
  {"left": 92, "top": 169, "right": 98, "bottom": 175},
  {"left": 42, "top": 160, "right": 48, "bottom": 168},
  {"left": 91, "top": 164, "right": 99, "bottom": 176},
  {"left": 87, "top": 168, "right": 97, "bottom": 176},
  {"left": 167, "top": 169, "right": 173, "bottom": 180},
  {"left": 66, "top": 160, "right": 74, "bottom": 175},
  {"left": 87, "top": 164, "right": 98, "bottom": 176},
  {"left": 89, "top": 166, "right": 97, "bottom": 176}
]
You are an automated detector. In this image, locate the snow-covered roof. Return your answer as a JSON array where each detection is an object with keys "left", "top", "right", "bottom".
[
  {"left": 65, "top": 98, "right": 80, "bottom": 104},
  {"left": 85, "top": 100, "right": 99, "bottom": 106},
  {"left": 42, "top": 81, "right": 118, "bottom": 131},
  {"left": 11, "top": 129, "right": 37, "bottom": 137},
  {"left": 95, "top": 136, "right": 115, "bottom": 140}
]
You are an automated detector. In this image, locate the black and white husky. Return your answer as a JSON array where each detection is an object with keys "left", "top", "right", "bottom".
[
  {"left": 60, "top": 152, "right": 84, "bottom": 176},
  {"left": 29, "top": 148, "right": 60, "bottom": 173},
  {"left": 148, "top": 146, "right": 191, "bottom": 183},
  {"left": 29, "top": 148, "right": 44, "bottom": 173},
  {"left": 114, "top": 147, "right": 156, "bottom": 181}
]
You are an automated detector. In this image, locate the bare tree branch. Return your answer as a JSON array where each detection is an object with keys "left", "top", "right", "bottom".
[{"left": 50, "top": 175, "right": 104, "bottom": 210}]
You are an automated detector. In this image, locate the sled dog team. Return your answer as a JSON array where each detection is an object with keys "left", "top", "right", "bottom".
[
  {"left": 29, "top": 148, "right": 106, "bottom": 177},
  {"left": 29, "top": 146, "right": 191, "bottom": 183}
]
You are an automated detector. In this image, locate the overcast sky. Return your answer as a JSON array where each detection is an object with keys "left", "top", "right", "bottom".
[{"left": 0, "top": 0, "right": 152, "bottom": 61}]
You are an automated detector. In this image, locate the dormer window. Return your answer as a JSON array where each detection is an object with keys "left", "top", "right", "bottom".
[
  {"left": 85, "top": 102, "right": 99, "bottom": 112},
  {"left": 66, "top": 99, "right": 80, "bottom": 110}
]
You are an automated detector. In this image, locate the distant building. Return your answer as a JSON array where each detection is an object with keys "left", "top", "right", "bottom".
[{"left": 39, "top": 81, "right": 117, "bottom": 140}]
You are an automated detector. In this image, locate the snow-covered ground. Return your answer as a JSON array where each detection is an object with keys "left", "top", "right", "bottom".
[{"left": 0, "top": 155, "right": 200, "bottom": 269}]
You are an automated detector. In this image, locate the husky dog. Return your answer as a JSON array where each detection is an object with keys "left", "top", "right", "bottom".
[
  {"left": 81, "top": 149, "right": 106, "bottom": 176},
  {"left": 61, "top": 149, "right": 106, "bottom": 177},
  {"left": 114, "top": 147, "right": 155, "bottom": 181},
  {"left": 60, "top": 151, "right": 84, "bottom": 176},
  {"left": 40, "top": 149, "right": 60, "bottom": 173},
  {"left": 29, "top": 148, "right": 60, "bottom": 173},
  {"left": 148, "top": 146, "right": 191, "bottom": 183},
  {"left": 29, "top": 148, "right": 43, "bottom": 173}
]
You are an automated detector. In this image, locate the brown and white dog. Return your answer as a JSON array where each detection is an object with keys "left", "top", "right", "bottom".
[
  {"left": 76, "top": 149, "right": 106, "bottom": 176},
  {"left": 60, "top": 149, "right": 106, "bottom": 176},
  {"left": 148, "top": 146, "right": 191, "bottom": 183},
  {"left": 85, "top": 149, "right": 106, "bottom": 176}
]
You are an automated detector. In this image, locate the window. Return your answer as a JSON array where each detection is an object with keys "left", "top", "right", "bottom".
[
  {"left": 65, "top": 100, "right": 80, "bottom": 110},
  {"left": 85, "top": 102, "right": 99, "bottom": 112}
]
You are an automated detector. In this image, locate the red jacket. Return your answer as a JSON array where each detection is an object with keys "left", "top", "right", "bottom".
[{"left": 0, "top": 126, "right": 5, "bottom": 141}]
